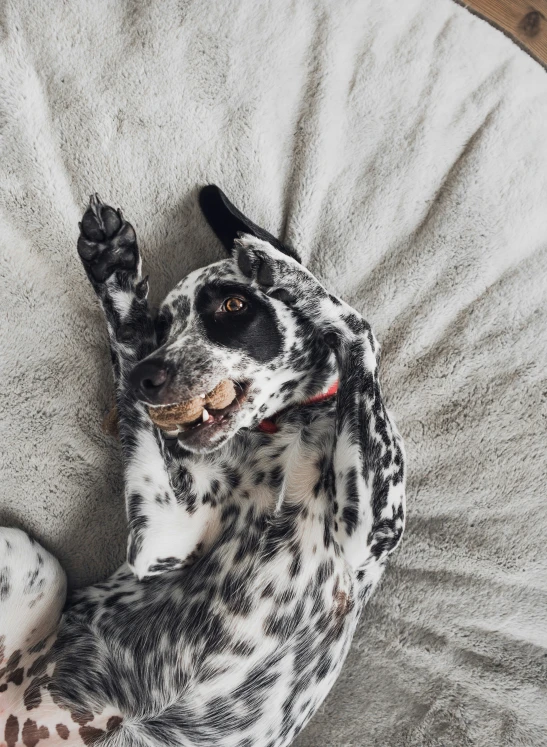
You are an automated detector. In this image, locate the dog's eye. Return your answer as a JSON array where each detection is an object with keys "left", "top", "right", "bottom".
[{"left": 222, "top": 297, "right": 246, "bottom": 313}]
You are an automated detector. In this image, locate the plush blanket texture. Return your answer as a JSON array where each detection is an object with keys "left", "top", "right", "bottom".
[{"left": 1, "top": 0, "right": 546, "bottom": 744}]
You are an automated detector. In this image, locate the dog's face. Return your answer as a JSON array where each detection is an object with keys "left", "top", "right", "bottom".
[{"left": 129, "top": 188, "right": 335, "bottom": 453}]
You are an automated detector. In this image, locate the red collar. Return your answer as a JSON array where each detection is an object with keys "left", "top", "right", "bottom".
[{"left": 257, "top": 380, "right": 339, "bottom": 434}]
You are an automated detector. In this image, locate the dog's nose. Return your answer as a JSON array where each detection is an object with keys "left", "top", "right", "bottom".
[{"left": 129, "top": 358, "right": 172, "bottom": 403}]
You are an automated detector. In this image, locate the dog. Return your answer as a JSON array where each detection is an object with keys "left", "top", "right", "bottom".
[{"left": 0, "top": 186, "right": 406, "bottom": 747}]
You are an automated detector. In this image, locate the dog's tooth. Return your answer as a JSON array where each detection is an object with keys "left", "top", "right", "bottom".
[
  {"left": 202, "top": 408, "right": 210, "bottom": 422},
  {"left": 200, "top": 393, "right": 206, "bottom": 399}
]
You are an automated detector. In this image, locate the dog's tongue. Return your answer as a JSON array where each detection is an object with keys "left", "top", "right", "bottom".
[{"left": 147, "top": 379, "right": 236, "bottom": 429}]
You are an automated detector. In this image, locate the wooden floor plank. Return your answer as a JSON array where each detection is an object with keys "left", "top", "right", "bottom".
[{"left": 460, "top": 0, "right": 547, "bottom": 66}]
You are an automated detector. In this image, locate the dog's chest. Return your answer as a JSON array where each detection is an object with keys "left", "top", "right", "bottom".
[
  {"left": 167, "top": 412, "right": 359, "bottom": 744},
  {"left": 168, "top": 405, "right": 338, "bottom": 551},
  {"left": 63, "top": 408, "right": 360, "bottom": 747}
]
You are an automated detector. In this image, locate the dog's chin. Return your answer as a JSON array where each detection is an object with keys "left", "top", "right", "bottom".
[{"left": 174, "top": 410, "right": 244, "bottom": 453}]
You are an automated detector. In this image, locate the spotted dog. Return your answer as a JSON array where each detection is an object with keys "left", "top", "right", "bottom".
[{"left": 0, "top": 186, "right": 406, "bottom": 747}]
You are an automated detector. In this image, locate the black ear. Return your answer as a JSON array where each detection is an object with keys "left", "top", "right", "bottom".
[{"left": 198, "top": 184, "right": 301, "bottom": 263}]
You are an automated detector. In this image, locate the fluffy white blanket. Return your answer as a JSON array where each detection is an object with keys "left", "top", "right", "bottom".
[{"left": 1, "top": 0, "right": 546, "bottom": 743}]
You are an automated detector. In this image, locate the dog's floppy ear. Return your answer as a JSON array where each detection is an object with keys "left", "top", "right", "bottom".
[{"left": 199, "top": 184, "right": 301, "bottom": 263}]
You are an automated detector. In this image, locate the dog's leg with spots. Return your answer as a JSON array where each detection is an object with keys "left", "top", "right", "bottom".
[
  {"left": 328, "top": 327, "right": 406, "bottom": 581},
  {"left": 0, "top": 528, "right": 65, "bottom": 672},
  {"left": 233, "top": 237, "right": 406, "bottom": 581},
  {"left": 77, "top": 196, "right": 214, "bottom": 578},
  {"left": 0, "top": 529, "right": 125, "bottom": 745}
]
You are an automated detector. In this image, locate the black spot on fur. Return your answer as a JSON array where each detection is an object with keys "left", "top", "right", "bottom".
[
  {"left": 7, "top": 667, "right": 24, "bottom": 686},
  {"left": 0, "top": 568, "right": 11, "bottom": 601},
  {"left": 23, "top": 675, "right": 50, "bottom": 710},
  {"left": 196, "top": 283, "right": 282, "bottom": 363},
  {"left": 341, "top": 467, "right": 360, "bottom": 535},
  {"left": 6, "top": 650, "right": 22, "bottom": 672}
]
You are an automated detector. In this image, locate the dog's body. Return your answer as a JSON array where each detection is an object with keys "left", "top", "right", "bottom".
[{"left": 0, "top": 187, "right": 405, "bottom": 747}]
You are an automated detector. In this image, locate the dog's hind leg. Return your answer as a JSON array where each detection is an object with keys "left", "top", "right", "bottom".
[{"left": 76, "top": 196, "right": 213, "bottom": 579}]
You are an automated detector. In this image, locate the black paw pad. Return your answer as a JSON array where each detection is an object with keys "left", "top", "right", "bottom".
[
  {"left": 80, "top": 201, "right": 122, "bottom": 242},
  {"left": 236, "top": 247, "right": 276, "bottom": 287},
  {"left": 77, "top": 194, "right": 138, "bottom": 283}
]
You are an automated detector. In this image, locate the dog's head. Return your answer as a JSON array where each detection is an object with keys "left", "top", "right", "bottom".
[{"left": 129, "top": 186, "right": 336, "bottom": 453}]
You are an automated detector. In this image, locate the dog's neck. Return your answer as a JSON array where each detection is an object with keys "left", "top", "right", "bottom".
[{"left": 258, "top": 379, "right": 339, "bottom": 434}]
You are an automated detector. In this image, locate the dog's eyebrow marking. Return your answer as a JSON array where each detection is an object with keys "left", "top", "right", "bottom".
[
  {"left": 195, "top": 282, "right": 282, "bottom": 362},
  {"left": 171, "top": 296, "right": 190, "bottom": 317}
]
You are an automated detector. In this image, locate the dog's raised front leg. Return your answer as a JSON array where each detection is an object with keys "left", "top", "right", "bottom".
[
  {"left": 329, "top": 325, "right": 406, "bottom": 577},
  {"left": 77, "top": 196, "right": 212, "bottom": 578},
  {"left": 77, "top": 194, "right": 156, "bottom": 385},
  {"left": 231, "top": 237, "right": 406, "bottom": 576}
]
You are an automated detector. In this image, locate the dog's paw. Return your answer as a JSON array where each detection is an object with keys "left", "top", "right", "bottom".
[
  {"left": 233, "top": 236, "right": 375, "bottom": 357},
  {"left": 234, "top": 236, "right": 358, "bottom": 339},
  {"left": 234, "top": 235, "right": 326, "bottom": 304},
  {"left": 77, "top": 194, "right": 139, "bottom": 283}
]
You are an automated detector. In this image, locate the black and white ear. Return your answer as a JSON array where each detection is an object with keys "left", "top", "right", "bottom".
[{"left": 198, "top": 184, "right": 301, "bottom": 263}]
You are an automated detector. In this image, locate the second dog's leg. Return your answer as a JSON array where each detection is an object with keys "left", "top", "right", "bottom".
[
  {"left": 0, "top": 529, "right": 125, "bottom": 745},
  {"left": 77, "top": 196, "right": 213, "bottom": 578}
]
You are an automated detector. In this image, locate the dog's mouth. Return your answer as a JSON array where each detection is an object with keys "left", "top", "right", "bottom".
[{"left": 147, "top": 380, "right": 250, "bottom": 440}]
